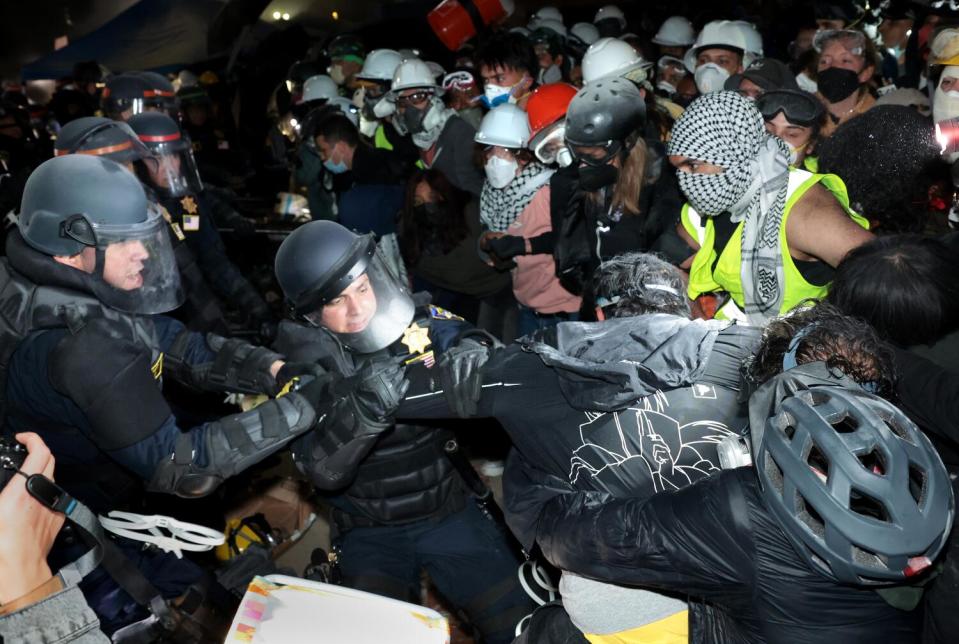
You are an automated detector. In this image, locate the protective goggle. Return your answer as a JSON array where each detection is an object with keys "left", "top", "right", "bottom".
[
  {"left": 756, "top": 90, "right": 825, "bottom": 127},
  {"left": 812, "top": 29, "right": 866, "bottom": 56},
  {"left": 99, "top": 511, "right": 225, "bottom": 559},
  {"left": 395, "top": 90, "right": 435, "bottom": 108},
  {"left": 568, "top": 140, "right": 625, "bottom": 167},
  {"left": 531, "top": 124, "right": 572, "bottom": 166}
]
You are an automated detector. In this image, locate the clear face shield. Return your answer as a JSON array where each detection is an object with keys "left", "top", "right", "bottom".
[
  {"left": 60, "top": 204, "right": 184, "bottom": 314},
  {"left": 140, "top": 137, "right": 203, "bottom": 197},
  {"left": 299, "top": 237, "right": 415, "bottom": 354},
  {"left": 531, "top": 121, "right": 573, "bottom": 167}
]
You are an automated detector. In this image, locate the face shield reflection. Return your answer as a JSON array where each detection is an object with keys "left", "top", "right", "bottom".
[
  {"left": 303, "top": 246, "right": 415, "bottom": 354},
  {"left": 141, "top": 136, "right": 203, "bottom": 197},
  {"left": 83, "top": 203, "right": 184, "bottom": 314}
]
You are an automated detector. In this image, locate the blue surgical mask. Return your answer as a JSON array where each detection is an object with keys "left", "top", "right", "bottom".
[{"left": 324, "top": 157, "right": 348, "bottom": 174}]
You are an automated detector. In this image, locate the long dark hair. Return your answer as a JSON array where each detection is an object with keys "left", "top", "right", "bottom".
[{"left": 397, "top": 169, "right": 471, "bottom": 267}]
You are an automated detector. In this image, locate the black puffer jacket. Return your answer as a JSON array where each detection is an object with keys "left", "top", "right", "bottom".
[{"left": 534, "top": 467, "right": 921, "bottom": 644}]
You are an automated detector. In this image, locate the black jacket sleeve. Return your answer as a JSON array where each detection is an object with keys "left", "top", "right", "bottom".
[
  {"left": 535, "top": 468, "right": 756, "bottom": 604},
  {"left": 893, "top": 346, "right": 959, "bottom": 447}
]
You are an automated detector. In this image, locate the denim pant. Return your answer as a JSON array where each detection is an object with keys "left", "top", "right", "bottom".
[
  {"left": 516, "top": 304, "right": 580, "bottom": 338},
  {"left": 334, "top": 501, "right": 535, "bottom": 644}
]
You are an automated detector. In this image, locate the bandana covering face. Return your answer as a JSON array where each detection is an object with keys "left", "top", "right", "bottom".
[{"left": 668, "top": 91, "right": 791, "bottom": 325}]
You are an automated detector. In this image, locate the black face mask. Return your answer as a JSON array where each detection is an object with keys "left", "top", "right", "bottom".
[
  {"left": 413, "top": 201, "right": 447, "bottom": 224},
  {"left": 401, "top": 104, "right": 428, "bottom": 134},
  {"left": 578, "top": 163, "right": 619, "bottom": 191},
  {"left": 816, "top": 67, "right": 861, "bottom": 103}
]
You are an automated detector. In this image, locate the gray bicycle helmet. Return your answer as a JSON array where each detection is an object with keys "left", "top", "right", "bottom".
[
  {"left": 752, "top": 366, "right": 953, "bottom": 585},
  {"left": 565, "top": 77, "right": 646, "bottom": 166}
]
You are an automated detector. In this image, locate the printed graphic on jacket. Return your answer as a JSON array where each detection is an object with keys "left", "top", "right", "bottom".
[{"left": 569, "top": 390, "right": 735, "bottom": 493}]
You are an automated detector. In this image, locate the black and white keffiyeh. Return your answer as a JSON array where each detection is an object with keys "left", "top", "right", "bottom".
[
  {"left": 479, "top": 161, "right": 554, "bottom": 232},
  {"left": 667, "top": 91, "right": 791, "bottom": 325}
]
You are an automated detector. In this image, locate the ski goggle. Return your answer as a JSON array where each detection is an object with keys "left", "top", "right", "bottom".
[
  {"left": 567, "top": 139, "right": 625, "bottom": 167},
  {"left": 812, "top": 29, "right": 866, "bottom": 56},
  {"left": 756, "top": 89, "right": 825, "bottom": 127}
]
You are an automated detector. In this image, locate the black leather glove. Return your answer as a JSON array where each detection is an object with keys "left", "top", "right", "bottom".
[
  {"left": 436, "top": 330, "right": 502, "bottom": 418},
  {"left": 486, "top": 235, "right": 527, "bottom": 260},
  {"left": 345, "top": 360, "right": 410, "bottom": 431}
]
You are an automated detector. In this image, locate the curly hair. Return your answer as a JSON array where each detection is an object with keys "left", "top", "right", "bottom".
[
  {"left": 816, "top": 105, "right": 940, "bottom": 233},
  {"left": 746, "top": 302, "right": 896, "bottom": 398}
]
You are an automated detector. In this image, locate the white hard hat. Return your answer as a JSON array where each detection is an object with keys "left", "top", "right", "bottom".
[
  {"left": 582, "top": 37, "right": 652, "bottom": 83},
  {"left": 569, "top": 22, "right": 600, "bottom": 46},
  {"left": 530, "top": 18, "right": 567, "bottom": 39},
  {"left": 509, "top": 26, "right": 531, "bottom": 38},
  {"left": 356, "top": 49, "right": 403, "bottom": 82},
  {"left": 531, "top": 6, "right": 563, "bottom": 25},
  {"left": 730, "top": 20, "right": 764, "bottom": 57},
  {"left": 594, "top": 5, "right": 626, "bottom": 29},
  {"left": 683, "top": 20, "right": 753, "bottom": 72},
  {"left": 301, "top": 75, "right": 338, "bottom": 103},
  {"left": 327, "top": 96, "right": 360, "bottom": 126},
  {"left": 474, "top": 103, "right": 530, "bottom": 149},
  {"left": 652, "top": 16, "right": 695, "bottom": 47},
  {"left": 389, "top": 58, "right": 441, "bottom": 97}
]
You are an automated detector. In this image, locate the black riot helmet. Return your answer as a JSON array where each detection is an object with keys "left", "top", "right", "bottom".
[
  {"left": 565, "top": 77, "right": 647, "bottom": 166},
  {"left": 54, "top": 116, "right": 156, "bottom": 168},
  {"left": 127, "top": 111, "right": 203, "bottom": 197},
  {"left": 101, "top": 73, "right": 153, "bottom": 120},
  {"left": 275, "top": 220, "right": 414, "bottom": 353},
  {"left": 135, "top": 71, "right": 180, "bottom": 119},
  {"left": 17, "top": 155, "right": 183, "bottom": 313}
]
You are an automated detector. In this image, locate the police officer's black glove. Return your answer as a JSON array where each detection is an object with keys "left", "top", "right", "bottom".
[
  {"left": 486, "top": 235, "right": 526, "bottom": 260},
  {"left": 347, "top": 360, "right": 410, "bottom": 432},
  {"left": 436, "top": 330, "right": 503, "bottom": 418}
]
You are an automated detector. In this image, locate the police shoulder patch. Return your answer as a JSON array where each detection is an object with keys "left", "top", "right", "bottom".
[{"left": 429, "top": 305, "right": 464, "bottom": 322}]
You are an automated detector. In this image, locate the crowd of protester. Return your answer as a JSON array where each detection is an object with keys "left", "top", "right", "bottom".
[{"left": 3, "top": 0, "right": 959, "bottom": 642}]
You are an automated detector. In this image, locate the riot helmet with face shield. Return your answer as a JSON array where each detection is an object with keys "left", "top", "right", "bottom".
[
  {"left": 101, "top": 73, "right": 154, "bottom": 121},
  {"left": 17, "top": 155, "right": 183, "bottom": 314},
  {"left": 275, "top": 220, "right": 414, "bottom": 353},
  {"left": 53, "top": 116, "right": 157, "bottom": 170},
  {"left": 127, "top": 112, "right": 203, "bottom": 197}
]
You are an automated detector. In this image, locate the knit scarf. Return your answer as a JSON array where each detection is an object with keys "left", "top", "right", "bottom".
[
  {"left": 667, "top": 91, "right": 790, "bottom": 325},
  {"left": 479, "top": 162, "right": 554, "bottom": 232}
]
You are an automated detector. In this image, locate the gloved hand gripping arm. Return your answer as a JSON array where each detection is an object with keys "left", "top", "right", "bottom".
[{"left": 291, "top": 359, "right": 410, "bottom": 490}]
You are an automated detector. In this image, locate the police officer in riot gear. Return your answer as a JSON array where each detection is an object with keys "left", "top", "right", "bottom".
[
  {"left": 1, "top": 155, "right": 322, "bottom": 635},
  {"left": 273, "top": 220, "right": 534, "bottom": 644},
  {"left": 126, "top": 111, "right": 272, "bottom": 333}
]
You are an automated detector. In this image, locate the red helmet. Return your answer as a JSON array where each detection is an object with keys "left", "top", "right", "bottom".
[{"left": 526, "top": 83, "right": 578, "bottom": 142}]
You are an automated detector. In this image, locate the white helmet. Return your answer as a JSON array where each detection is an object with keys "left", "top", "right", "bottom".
[
  {"left": 531, "top": 6, "right": 563, "bottom": 25},
  {"left": 389, "top": 58, "right": 441, "bottom": 97},
  {"left": 327, "top": 96, "right": 360, "bottom": 126},
  {"left": 301, "top": 75, "right": 338, "bottom": 103},
  {"left": 594, "top": 5, "right": 626, "bottom": 29},
  {"left": 474, "top": 104, "right": 530, "bottom": 149},
  {"left": 570, "top": 22, "right": 600, "bottom": 47},
  {"left": 356, "top": 49, "right": 403, "bottom": 82},
  {"left": 530, "top": 18, "right": 567, "bottom": 39},
  {"left": 683, "top": 20, "right": 753, "bottom": 72},
  {"left": 652, "top": 16, "right": 695, "bottom": 47},
  {"left": 582, "top": 37, "right": 652, "bottom": 84},
  {"left": 509, "top": 26, "right": 531, "bottom": 38},
  {"left": 731, "top": 20, "right": 764, "bottom": 57}
]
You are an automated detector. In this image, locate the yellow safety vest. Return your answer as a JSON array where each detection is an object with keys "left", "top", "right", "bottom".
[{"left": 680, "top": 169, "right": 868, "bottom": 321}]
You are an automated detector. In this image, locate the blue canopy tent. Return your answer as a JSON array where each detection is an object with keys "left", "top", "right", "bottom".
[{"left": 21, "top": 0, "right": 228, "bottom": 80}]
